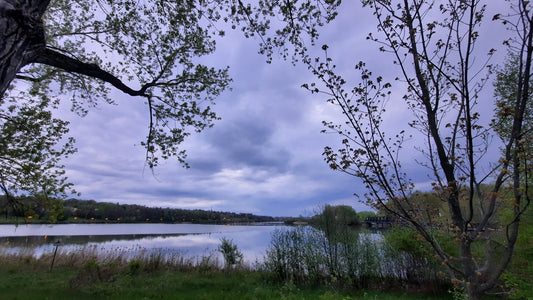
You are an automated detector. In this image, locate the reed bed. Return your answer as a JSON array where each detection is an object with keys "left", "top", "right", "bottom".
[
  {"left": 0, "top": 231, "right": 458, "bottom": 299},
  {"left": 0, "top": 244, "right": 226, "bottom": 273},
  {"left": 261, "top": 226, "right": 450, "bottom": 294}
]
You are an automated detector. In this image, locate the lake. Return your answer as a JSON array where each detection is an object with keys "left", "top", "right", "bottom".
[{"left": 0, "top": 223, "right": 287, "bottom": 264}]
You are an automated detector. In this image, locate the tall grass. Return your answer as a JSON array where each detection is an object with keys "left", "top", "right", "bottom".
[
  {"left": 262, "top": 226, "right": 450, "bottom": 293},
  {"left": 0, "top": 244, "right": 222, "bottom": 273}
]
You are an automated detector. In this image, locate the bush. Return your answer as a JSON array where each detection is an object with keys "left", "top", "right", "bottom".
[
  {"left": 263, "top": 226, "right": 385, "bottom": 286},
  {"left": 69, "top": 259, "right": 117, "bottom": 288},
  {"left": 128, "top": 260, "right": 141, "bottom": 274},
  {"left": 263, "top": 225, "right": 449, "bottom": 292},
  {"left": 383, "top": 226, "right": 451, "bottom": 291},
  {"left": 263, "top": 226, "right": 325, "bottom": 284},
  {"left": 218, "top": 237, "right": 243, "bottom": 270}
]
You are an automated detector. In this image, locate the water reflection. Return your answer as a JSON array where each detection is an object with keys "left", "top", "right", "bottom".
[
  {"left": 0, "top": 223, "right": 280, "bottom": 236},
  {"left": 0, "top": 224, "right": 285, "bottom": 264}
]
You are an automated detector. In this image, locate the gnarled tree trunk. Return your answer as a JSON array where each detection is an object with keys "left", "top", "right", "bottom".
[{"left": 0, "top": 0, "right": 50, "bottom": 97}]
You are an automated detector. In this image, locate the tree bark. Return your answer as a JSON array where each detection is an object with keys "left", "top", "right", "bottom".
[
  {"left": 0, "top": 0, "right": 151, "bottom": 98},
  {"left": 34, "top": 48, "right": 149, "bottom": 97},
  {"left": 0, "top": 0, "right": 50, "bottom": 98}
]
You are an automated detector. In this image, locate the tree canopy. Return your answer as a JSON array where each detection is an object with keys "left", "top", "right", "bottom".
[
  {"left": 311, "top": 204, "right": 360, "bottom": 227},
  {"left": 493, "top": 52, "right": 533, "bottom": 159},
  {"left": 1, "top": 0, "right": 236, "bottom": 201},
  {"left": 0, "top": 0, "right": 342, "bottom": 204}
]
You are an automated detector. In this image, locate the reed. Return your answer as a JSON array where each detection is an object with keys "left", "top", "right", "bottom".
[
  {"left": 262, "top": 226, "right": 451, "bottom": 294},
  {"left": 0, "top": 244, "right": 223, "bottom": 273}
]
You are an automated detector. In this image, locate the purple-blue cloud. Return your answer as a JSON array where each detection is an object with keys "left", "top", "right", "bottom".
[{"left": 56, "top": 1, "right": 510, "bottom": 217}]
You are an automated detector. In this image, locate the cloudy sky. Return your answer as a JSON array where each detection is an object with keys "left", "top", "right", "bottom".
[{"left": 56, "top": 1, "right": 510, "bottom": 217}]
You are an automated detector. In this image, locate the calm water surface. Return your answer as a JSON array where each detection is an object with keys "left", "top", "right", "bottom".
[{"left": 0, "top": 223, "right": 287, "bottom": 264}]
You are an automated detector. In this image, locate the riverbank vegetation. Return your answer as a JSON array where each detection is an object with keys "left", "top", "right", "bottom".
[
  {"left": 0, "top": 245, "right": 454, "bottom": 300},
  {"left": 263, "top": 200, "right": 531, "bottom": 298},
  {"left": 2, "top": 202, "right": 530, "bottom": 298},
  {"left": 263, "top": 226, "right": 448, "bottom": 293},
  {"left": 0, "top": 214, "right": 529, "bottom": 298}
]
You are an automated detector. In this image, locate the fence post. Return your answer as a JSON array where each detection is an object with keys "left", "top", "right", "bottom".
[{"left": 50, "top": 240, "right": 61, "bottom": 272}]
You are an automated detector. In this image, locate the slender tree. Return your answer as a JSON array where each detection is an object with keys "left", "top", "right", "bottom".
[
  {"left": 228, "top": 0, "right": 531, "bottom": 298},
  {"left": 493, "top": 52, "right": 533, "bottom": 166}
]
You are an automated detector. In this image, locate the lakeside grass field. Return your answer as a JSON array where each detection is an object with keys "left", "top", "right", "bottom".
[
  {"left": 0, "top": 267, "right": 455, "bottom": 300},
  {"left": 0, "top": 249, "right": 454, "bottom": 300}
]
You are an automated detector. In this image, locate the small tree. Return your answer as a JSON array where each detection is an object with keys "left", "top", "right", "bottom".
[
  {"left": 218, "top": 237, "right": 243, "bottom": 270},
  {"left": 315, "top": 1, "right": 532, "bottom": 298},
  {"left": 312, "top": 204, "right": 360, "bottom": 227},
  {"left": 0, "top": 95, "right": 76, "bottom": 219},
  {"left": 493, "top": 52, "right": 533, "bottom": 180}
]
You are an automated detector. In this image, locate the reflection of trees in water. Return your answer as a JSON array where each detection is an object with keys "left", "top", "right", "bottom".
[
  {"left": 0, "top": 226, "right": 282, "bottom": 264},
  {"left": 0, "top": 233, "right": 190, "bottom": 248}
]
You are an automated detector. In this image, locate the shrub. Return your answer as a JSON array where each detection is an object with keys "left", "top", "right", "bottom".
[
  {"left": 264, "top": 226, "right": 324, "bottom": 284},
  {"left": 128, "top": 260, "right": 141, "bottom": 275},
  {"left": 69, "top": 259, "right": 104, "bottom": 288},
  {"left": 263, "top": 225, "right": 449, "bottom": 292},
  {"left": 383, "top": 226, "right": 451, "bottom": 292},
  {"left": 218, "top": 237, "right": 243, "bottom": 270}
]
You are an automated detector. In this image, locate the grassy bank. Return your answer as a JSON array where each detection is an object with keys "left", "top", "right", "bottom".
[{"left": 0, "top": 249, "right": 453, "bottom": 300}]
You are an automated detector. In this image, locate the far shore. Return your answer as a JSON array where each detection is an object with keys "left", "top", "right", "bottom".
[{"left": 0, "top": 218, "right": 288, "bottom": 226}]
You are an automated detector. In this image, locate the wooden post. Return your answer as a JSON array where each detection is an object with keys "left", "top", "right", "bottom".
[{"left": 49, "top": 239, "right": 60, "bottom": 272}]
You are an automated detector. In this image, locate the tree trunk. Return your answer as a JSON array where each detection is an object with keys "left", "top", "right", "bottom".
[
  {"left": 0, "top": 0, "right": 50, "bottom": 97},
  {"left": 465, "top": 284, "right": 484, "bottom": 300}
]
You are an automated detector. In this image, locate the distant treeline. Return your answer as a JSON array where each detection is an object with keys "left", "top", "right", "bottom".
[{"left": 0, "top": 196, "right": 276, "bottom": 224}]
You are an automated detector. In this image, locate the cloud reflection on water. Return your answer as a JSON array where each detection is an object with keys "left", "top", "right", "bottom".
[{"left": 0, "top": 224, "right": 285, "bottom": 264}]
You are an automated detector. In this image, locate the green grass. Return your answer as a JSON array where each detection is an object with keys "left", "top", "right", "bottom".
[{"left": 0, "top": 256, "right": 452, "bottom": 300}]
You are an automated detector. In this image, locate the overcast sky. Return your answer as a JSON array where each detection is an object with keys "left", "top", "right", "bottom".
[{"left": 57, "top": 1, "right": 511, "bottom": 217}]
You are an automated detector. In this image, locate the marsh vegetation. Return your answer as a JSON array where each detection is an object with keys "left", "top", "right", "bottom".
[
  {"left": 1, "top": 203, "right": 531, "bottom": 299},
  {"left": 0, "top": 239, "right": 455, "bottom": 300}
]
